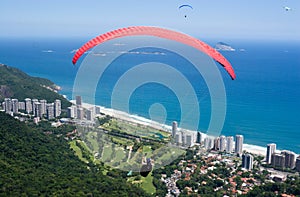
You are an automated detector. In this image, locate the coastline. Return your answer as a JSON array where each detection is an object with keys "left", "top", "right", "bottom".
[{"left": 71, "top": 100, "right": 272, "bottom": 156}]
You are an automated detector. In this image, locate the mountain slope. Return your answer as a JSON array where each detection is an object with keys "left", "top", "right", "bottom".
[
  {"left": 0, "top": 112, "right": 150, "bottom": 196},
  {"left": 0, "top": 64, "right": 70, "bottom": 109}
]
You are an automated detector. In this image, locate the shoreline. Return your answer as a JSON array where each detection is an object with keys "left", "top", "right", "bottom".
[{"left": 71, "top": 100, "right": 274, "bottom": 156}]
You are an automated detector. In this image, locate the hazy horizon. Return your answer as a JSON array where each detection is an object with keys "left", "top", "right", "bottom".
[{"left": 1, "top": 0, "right": 299, "bottom": 40}]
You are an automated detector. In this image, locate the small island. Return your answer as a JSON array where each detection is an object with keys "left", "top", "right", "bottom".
[{"left": 215, "top": 42, "right": 236, "bottom": 51}]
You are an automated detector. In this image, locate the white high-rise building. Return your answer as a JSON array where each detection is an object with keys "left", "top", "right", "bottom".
[
  {"left": 196, "top": 132, "right": 202, "bottom": 144},
  {"left": 76, "top": 95, "right": 82, "bottom": 106},
  {"left": 281, "top": 150, "right": 296, "bottom": 169},
  {"left": 34, "top": 102, "right": 43, "bottom": 118},
  {"left": 54, "top": 99, "right": 61, "bottom": 117},
  {"left": 296, "top": 157, "right": 300, "bottom": 172},
  {"left": 68, "top": 106, "right": 77, "bottom": 118},
  {"left": 235, "top": 135, "right": 244, "bottom": 156},
  {"left": 213, "top": 137, "right": 220, "bottom": 151},
  {"left": 266, "top": 143, "right": 276, "bottom": 164},
  {"left": 172, "top": 121, "right": 178, "bottom": 138},
  {"left": 77, "top": 107, "right": 84, "bottom": 120},
  {"left": 11, "top": 99, "right": 19, "bottom": 114},
  {"left": 219, "top": 135, "right": 226, "bottom": 152},
  {"left": 18, "top": 101, "right": 25, "bottom": 110},
  {"left": 204, "top": 137, "right": 214, "bottom": 150},
  {"left": 25, "top": 98, "right": 32, "bottom": 113},
  {"left": 95, "top": 106, "right": 101, "bottom": 114},
  {"left": 185, "top": 133, "right": 194, "bottom": 147},
  {"left": 86, "top": 108, "right": 94, "bottom": 121},
  {"left": 272, "top": 153, "right": 285, "bottom": 168},
  {"left": 32, "top": 99, "right": 39, "bottom": 115},
  {"left": 242, "top": 154, "right": 253, "bottom": 170},
  {"left": 1, "top": 101, "right": 5, "bottom": 111},
  {"left": 40, "top": 99, "right": 47, "bottom": 115},
  {"left": 181, "top": 132, "right": 186, "bottom": 146},
  {"left": 46, "top": 103, "right": 55, "bottom": 120},
  {"left": 4, "top": 98, "right": 11, "bottom": 113},
  {"left": 175, "top": 132, "right": 182, "bottom": 145},
  {"left": 226, "top": 136, "right": 234, "bottom": 153}
]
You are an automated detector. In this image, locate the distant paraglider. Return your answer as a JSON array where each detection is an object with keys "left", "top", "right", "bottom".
[
  {"left": 140, "top": 158, "right": 152, "bottom": 177},
  {"left": 283, "top": 6, "right": 291, "bottom": 11},
  {"left": 178, "top": 4, "right": 193, "bottom": 18}
]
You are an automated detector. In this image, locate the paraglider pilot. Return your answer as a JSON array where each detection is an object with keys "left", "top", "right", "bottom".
[{"left": 140, "top": 158, "right": 152, "bottom": 177}]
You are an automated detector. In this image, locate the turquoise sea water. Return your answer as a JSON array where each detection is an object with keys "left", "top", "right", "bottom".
[{"left": 0, "top": 38, "right": 299, "bottom": 153}]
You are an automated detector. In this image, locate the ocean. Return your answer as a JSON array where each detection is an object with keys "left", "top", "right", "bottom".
[{"left": 0, "top": 37, "right": 299, "bottom": 153}]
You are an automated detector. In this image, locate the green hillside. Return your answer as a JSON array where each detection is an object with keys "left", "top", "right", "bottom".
[
  {"left": 0, "top": 64, "right": 70, "bottom": 109},
  {"left": 0, "top": 112, "right": 150, "bottom": 196}
]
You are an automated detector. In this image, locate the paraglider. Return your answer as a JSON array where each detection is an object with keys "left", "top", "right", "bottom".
[
  {"left": 178, "top": 4, "right": 193, "bottom": 18},
  {"left": 283, "top": 6, "right": 291, "bottom": 11},
  {"left": 72, "top": 26, "right": 236, "bottom": 80},
  {"left": 140, "top": 158, "right": 152, "bottom": 177}
]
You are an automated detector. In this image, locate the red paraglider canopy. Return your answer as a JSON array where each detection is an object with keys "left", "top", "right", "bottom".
[{"left": 72, "top": 26, "right": 236, "bottom": 80}]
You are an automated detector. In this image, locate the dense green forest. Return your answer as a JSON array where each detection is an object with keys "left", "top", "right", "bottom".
[
  {"left": 0, "top": 64, "right": 70, "bottom": 109},
  {"left": 242, "top": 176, "right": 300, "bottom": 197},
  {"left": 0, "top": 112, "right": 150, "bottom": 196}
]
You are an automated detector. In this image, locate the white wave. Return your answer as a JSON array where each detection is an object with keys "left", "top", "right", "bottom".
[{"left": 42, "top": 50, "right": 54, "bottom": 53}]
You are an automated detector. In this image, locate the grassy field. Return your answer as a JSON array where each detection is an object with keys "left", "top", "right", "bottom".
[
  {"left": 102, "top": 145, "right": 113, "bottom": 162},
  {"left": 115, "top": 148, "right": 126, "bottom": 162},
  {"left": 112, "top": 136, "right": 134, "bottom": 146},
  {"left": 73, "top": 117, "right": 184, "bottom": 194},
  {"left": 141, "top": 173, "right": 156, "bottom": 194},
  {"left": 86, "top": 131, "right": 100, "bottom": 151},
  {"left": 142, "top": 145, "right": 152, "bottom": 153},
  {"left": 104, "top": 118, "right": 170, "bottom": 141},
  {"left": 69, "top": 140, "right": 89, "bottom": 163},
  {"left": 128, "top": 172, "right": 156, "bottom": 195},
  {"left": 81, "top": 119, "right": 182, "bottom": 170}
]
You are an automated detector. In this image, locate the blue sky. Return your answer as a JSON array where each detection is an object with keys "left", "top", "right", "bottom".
[{"left": 0, "top": 0, "right": 299, "bottom": 40}]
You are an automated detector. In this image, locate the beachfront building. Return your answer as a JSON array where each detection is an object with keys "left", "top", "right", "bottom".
[
  {"left": 272, "top": 153, "right": 285, "bottom": 168},
  {"left": 219, "top": 135, "right": 226, "bottom": 152},
  {"left": 76, "top": 95, "right": 82, "bottom": 106},
  {"left": 235, "top": 135, "right": 244, "bottom": 156},
  {"left": 11, "top": 99, "right": 19, "bottom": 114},
  {"left": 86, "top": 108, "right": 94, "bottom": 121},
  {"left": 213, "top": 137, "right": 220, "bottom": 151},
  {"left": 204, "top": 137, "right": 214, "bottom": 150},
  {"left": 33, "top": 102, "right": 43, "bottom": 118},
  {"left": 296, "top": 157, "right": 300, "bottom": 172},
  {"left": 175, "top": 131, "right": 182, "bottom": 145},
  {"left": 175, "top": 130, "right": 196, "bottom": 147},
  {"left": 4, "top": 98, "right": 11, "bottom": 113},
  {"left": 226, "top": 136, "right": 234, "bottom": 153},
  {"left": 242, "top": 153, "right": 254, "bottom": 170},
  {"left": 25, "top": 98, "right": 32, "bottom": 113},
  {"left": 196, "top": 132, "right": 202, "bottom": 144},
  {"left": 40, "top": 99, "right": 47, "bottom": 115},
  {"left": 76, "top": 107, "right": 84, "bottom": 120},
  {"left": 281, "top": 150, "right": 296, "bottom": 169},
  {"left": 68, "top": 106, "right": 77, "bottom": 118},
  {"left": 185, "top": 133, "right": 194, "bottom": 147},
  {"left": 32, "top": 99, "right": 39, "bottom": 116},
  {"left": 95, "top": 106, "right": 101, "bottom": 114},
  {"left": 266, "top": 143, "right": 276, "bottom": 164},
  {"left": 54, "top": 99, "right": 61, "bottom": 117},
  {"left": 172, "top": 121, "right": 178, "bottom": 138},
  {"left": 18, "top": 101, "right": 25, "bottom": 111},
  {"left": 2, "top": 97, "right": 62, "bottom": 120},
  {"left": 46, "top": 103, "right": 55, "bottom": 120}
]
